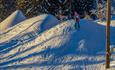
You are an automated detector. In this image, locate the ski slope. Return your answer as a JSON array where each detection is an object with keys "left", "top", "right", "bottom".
[{"left": 0, "top": 13, "right": 115, "bottom": 70}]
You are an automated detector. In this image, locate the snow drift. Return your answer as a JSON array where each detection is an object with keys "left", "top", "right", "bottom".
[
  {"left": 0, "top": 14, "right": 59, "bottom": 43},
  {"left": 0, "top": 19, "right": 75, "bottom": 68},
  {"left": 96, "top": 16, "right": 115, "bottom": 27},
  {"left": 0, "top": 12, "right": 115, "bottom": 69},
  {"left": 0, "top": 10, "right": 26, "bottom": 33}
]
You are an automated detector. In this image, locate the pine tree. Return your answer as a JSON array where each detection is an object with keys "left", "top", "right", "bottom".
[
  {"left": 97, "top": 0, "right": 107, "bottom": 21},
  {"left": 74, "top": 0, "right": 95, "bottom": 18},
  {"left": 0, "top": 0, "right": 98, "bottom": 21},
  {"left": 0, "top": 0, "right": 16, "bottom": 22},
  {"left": 106, "top": 0, "right": 111, "bottom": 68},
  {"left": 16, "top": 0, "right": 40, "bottom": 17},
  {"left": 0, "top": 0, "right": 4, "bottom": 21}
]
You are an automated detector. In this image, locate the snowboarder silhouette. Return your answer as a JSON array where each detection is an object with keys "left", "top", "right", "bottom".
[{"left": 74, "top": 11, "right": 80, "bottom": 30}]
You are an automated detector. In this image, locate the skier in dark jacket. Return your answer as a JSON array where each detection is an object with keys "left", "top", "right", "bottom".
[{"left": 74, "top": 11, "right": 80, "bottom": 29}]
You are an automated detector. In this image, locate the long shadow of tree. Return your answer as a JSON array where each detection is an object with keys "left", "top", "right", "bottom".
[{"left": 0, "top": 33, "right": 107, "bottom": 69}]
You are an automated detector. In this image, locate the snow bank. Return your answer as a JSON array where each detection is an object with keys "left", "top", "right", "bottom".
[
  {"left": 0, "top": 10, "right": 26, "bottom": 33},
  {"left": 0, "top": 14, "right": 59, "bottom": 43},
  {"left": 0, "top": 18, "right": 115, "bottom": 70},
  {"left": 0, "top": 20, "right": 75, "bottom": 68},
  {"left": 97, "top": 20, "right": 115, "bottom": 27},
  {"left": 96, "top": 16, "right": 115, "bottom": 27}
]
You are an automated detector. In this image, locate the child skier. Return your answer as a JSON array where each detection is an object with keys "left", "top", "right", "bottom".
[{"left": 74, "top": 11, "right": 80, "bottom": 29}]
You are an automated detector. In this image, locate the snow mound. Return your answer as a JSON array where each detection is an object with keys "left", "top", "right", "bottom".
[
  {"left": 0, "top": 19, "right": 115, "bottom": 70},
  {"left": 0, "top": 20, "right": 75, "bottom": 68},
  {"left": 0, "top": 14, "right": 59, "bottom": 43},
  {"left": 96, "top": 16, "right": 115, "bottom": 27},
  {"left": 0, "top": 10, "right": 26, "bottom": 33},
  {"left": 97, "top": 20, "right": 115, "bottom": 27}
]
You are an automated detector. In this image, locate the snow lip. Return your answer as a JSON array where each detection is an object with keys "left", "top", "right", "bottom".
[
  {"left": 0, "top": 14, "right": 60, "bottom": 44},
  {"left": 94, "top": 16, "right": 115, "bottom": 27},
  {"left": 0, "top": 10, "right": 26, "bottom": 33}
]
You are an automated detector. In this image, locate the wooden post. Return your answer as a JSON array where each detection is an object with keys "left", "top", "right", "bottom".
[{"left": 106, "top": 0, "right": 111, "bottom": 69}]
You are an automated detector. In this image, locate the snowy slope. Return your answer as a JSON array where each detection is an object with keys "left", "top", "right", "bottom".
[
  {"left": 0, "top": 14, "right": 59, "bottom": 44},
  {"left": 96, "top": 16, "right": 115, "bottom": 27},
  {"left": 0, "top": 18, "right": 115, "bottom": 70},
  {"left": 0, "top": 20, "right": 75, "bottom": 59},
  {"left": 0, "top": 20, "right": 75, "bottom": 68},
  {"left": 97, "top": 20, "right": 115, "bottom": 27},
  {"left": 0, "top": 10, "right": 26, "bottom": 33}
]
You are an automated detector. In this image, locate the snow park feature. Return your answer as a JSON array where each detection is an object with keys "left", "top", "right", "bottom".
[
  {"left": 0, "top": 14, "right": 59, "bottom": 44},
  {"left": 0, "top": 9, "right": 115, "bottom": 70},
  {"left": 0, "top": 10, "right": 26, "bottom": 33},
  {"left": 96, "top": 15, "right": 115, "bottom": 27}
]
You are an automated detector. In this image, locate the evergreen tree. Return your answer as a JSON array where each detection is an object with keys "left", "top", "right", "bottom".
[
  {"left": 97, "top": 0, "right": 107, "bottom": 21},
  {"left": 16, "top": 0, "right": 43, "bottom": 17},
  {"left": 0, "top": 0, "right": 16, "bottom": 22},
  {"left": 0, "top": 0, "right": 4, "bottom": 21},
  {"left": 0, "top": 0, "right": 100, "bottom": 21},
  {"left": 75, "top": 0, "right": 95, "bottom": 17}
]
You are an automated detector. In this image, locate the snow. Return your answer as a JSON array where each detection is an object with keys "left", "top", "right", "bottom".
[
  {"left": 97, "top": 20, "right": 115, "bottom": 27},
  {"left": 0, "top": 12, "right": 115, "bottom": 70},
  {"left": 0, "top": 14, "right": 59, "bottom": 43},
  {"left": 0, "top": 10, "right": 26, "bottom": 33}
]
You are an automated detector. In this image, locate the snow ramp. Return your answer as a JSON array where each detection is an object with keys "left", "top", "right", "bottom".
[
  {"left": 0, "top": 10, "right": 26, "bottom": 33},
  {"left": 0, "top": 14, "right": 59, "bottom": 44},
  {"left": 0, "top": 20, "right": 75, "bottom": 69},
  {"left": 0, "top": 19, "right": 115, "bottom": 70}
]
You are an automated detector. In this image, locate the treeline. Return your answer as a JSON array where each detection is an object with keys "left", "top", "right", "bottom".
[{"left": 0, "top": 0, "right": 96, "bottom": 22}]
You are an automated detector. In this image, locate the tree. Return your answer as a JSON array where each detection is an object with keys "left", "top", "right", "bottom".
[
  {"left": 0, "top": 0, "right": 16, "bottom": 22},
  {"left": 0, "top": 0, "right": 4, "bottom": 22},
  {"left": 75, "top": 0, "right": 95, "bottom": 18},
  {"left": 0, "top": 0, "right": 97, "bottom": 21},
  {"left": 16, "top": 0, "right": 42, "bottom": 17},
  {"left": 97, "top": 0, "right": 107, "bottom": 21},
  {"left": 106, "top": 0, "right": 111, "bottom": 68}
]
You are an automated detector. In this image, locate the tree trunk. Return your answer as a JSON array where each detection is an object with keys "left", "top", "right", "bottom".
[{"left": 106, "top": 0, "right": 111, "bottom": 69}]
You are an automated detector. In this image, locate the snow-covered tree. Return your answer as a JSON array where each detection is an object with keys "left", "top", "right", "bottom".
[
  {"left": 0, "top": 0, "right": 16, "bottom": 22},
  {"left": 0, "top": 0, "right": 4, "bottom": 21},
  {"left": 97, "top": 0, "right": 107, "bottom": 21},
  {"left": 0, "top": 0, "right": 104, "bottom": 21},
  {"left": 16, "top": 0, "right": 43, "bottom": 17},
  {"left": 74, "top": 0, "right": 95, "bottom": 18}
]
